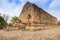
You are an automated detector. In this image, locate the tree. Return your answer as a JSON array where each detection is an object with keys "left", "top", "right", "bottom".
[
  {"left": 3, "top": 14, "right": 9, "bottom": 23},
  {"left": 0, "top": 16, "right": 7, "bottom": 29},
  {"left": 8, "top": 22, "right": 12, "bottom": 26},
  {"left": 11, "top": 16, "right": 19, "bottom": 24}
]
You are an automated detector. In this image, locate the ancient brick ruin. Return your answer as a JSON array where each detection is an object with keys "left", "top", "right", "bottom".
[{"left": 19, "top": 2, "right": 57, "bottom": 26}]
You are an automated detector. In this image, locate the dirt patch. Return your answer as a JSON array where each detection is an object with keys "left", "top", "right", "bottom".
[{"left": 0, "top": 28, "right": 60, "bottom": 40}]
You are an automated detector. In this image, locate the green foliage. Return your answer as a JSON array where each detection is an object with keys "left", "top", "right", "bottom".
[
  {"left": 11, "top": 16, "right": 19, "bottom": 24},
  {"left": 0, "top": 16, "right": 7, "bottom": 29},
  {"left": 8, "top": 22, "right": 12, "bottom": 26}
]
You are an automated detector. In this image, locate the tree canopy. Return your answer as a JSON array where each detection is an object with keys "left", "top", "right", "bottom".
[
  {"left": 0, "top": 16, "right": 7, "bottom": 29},
  {"left": 11, "top": 16, "right": 19, "bottom": 24}
]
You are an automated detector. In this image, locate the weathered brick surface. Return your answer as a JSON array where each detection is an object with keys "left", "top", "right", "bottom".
[{"left": 19, "top": 2, "right": 57, "bottom": 25}]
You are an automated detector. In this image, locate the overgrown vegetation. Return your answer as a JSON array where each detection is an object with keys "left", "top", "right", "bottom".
[
  {"left": 0, "top": 16, "right": 7, "bottom": 29},
  {"left": 11, "top": 16, "right": 19, "bottom": 24},
  {"left": 8, "top": 22, "right": 12, "bottom": 26}
]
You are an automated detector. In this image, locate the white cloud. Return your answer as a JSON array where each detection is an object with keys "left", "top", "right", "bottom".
[
  {"left": 0, "top": 0, "right": 48, "bottom": 17},
  {"left": 0, "top": 0, "right": 60, "bottom": 20},
  {"left": 28, "top": 0, "right": 48, "bottom": 5},
  {"left": 49, "top": 0, "right": 60, "bottom": 8},
  {"left": 47, "top": 0, "right": 60, "bottom": 20},
  {"left": 19, "top": 0, "right": 48, "bottom": 4},
  {"left": 0, "top": 0, "right": 24, "bottom": 17},
  {"left": 47, "top": 9, "right": 60, "bottom": 20}
]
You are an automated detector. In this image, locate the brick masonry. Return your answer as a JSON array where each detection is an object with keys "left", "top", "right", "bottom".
[{"left": 19, "top": 2, "right": 57, "bottom": 26}]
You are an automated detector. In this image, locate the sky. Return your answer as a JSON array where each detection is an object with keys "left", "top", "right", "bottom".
[{"left": 0, "top": 0, "right": 60, "bottom": 21}]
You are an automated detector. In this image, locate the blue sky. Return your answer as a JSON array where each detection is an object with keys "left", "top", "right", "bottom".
[{"left": 0, "top": 0, "right": 60, "bottom": 20}]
